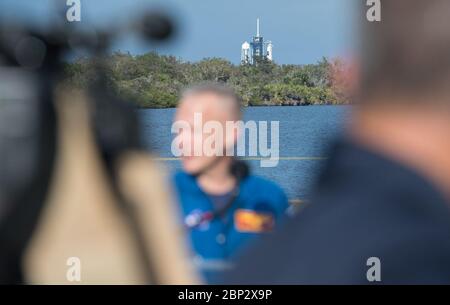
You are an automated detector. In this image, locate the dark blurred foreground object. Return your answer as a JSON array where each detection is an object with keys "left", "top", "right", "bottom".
[
  {"left": 0, "top": 11, "right": 198, "bottom": 284},
  {"left": 225, "top": 139, "right": 450, "bottom": 284},
  {"left": 0, "top": 67, "right": 57, "bottom": 284},
  {"left": 23, "top": 87, "right": 197, "bottom": 284},
  {"left": 225, "top": 0, "right": 450, "bottom": 284}
]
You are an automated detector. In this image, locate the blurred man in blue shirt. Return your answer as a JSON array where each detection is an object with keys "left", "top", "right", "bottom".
[{"left": 171, "top": 83, "right": 288, "bottom": 283}]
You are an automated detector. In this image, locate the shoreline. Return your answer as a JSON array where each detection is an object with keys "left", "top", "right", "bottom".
[{"left": 136, "top": 104, "right": 351, "bottom": 110}]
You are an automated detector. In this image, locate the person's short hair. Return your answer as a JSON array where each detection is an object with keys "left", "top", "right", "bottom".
[
  {"left": 360, "top": 0, "right": 450, "bottom": 103},
  {"left": 181, "top": 82, "right": 242, "bottom": 118}
]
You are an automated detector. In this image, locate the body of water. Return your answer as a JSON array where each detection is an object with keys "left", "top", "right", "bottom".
[{"left": 139, "top": 106, "right": 350, "bottom": 199}]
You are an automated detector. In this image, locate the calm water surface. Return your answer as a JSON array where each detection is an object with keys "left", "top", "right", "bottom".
[{"left": 139, "top": 106, "right": 350, "bottom": 199}]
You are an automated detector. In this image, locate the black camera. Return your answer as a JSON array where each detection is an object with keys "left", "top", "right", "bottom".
[{"left": 0, "top": 11, "right": 175, "bottom": 284}]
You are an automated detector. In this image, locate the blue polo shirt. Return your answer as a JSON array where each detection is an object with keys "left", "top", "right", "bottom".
[{"left": 173, "top": 171, "right": 289, "bottom": 283}]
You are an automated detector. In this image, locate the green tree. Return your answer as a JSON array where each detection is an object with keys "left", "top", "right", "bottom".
[{"left": 64, "top": 52, "right": 348, "bottom": 108}]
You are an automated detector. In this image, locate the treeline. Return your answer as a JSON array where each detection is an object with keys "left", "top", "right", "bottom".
[{"left": 64, "top": 52, "right": 351, "bottom": 108}]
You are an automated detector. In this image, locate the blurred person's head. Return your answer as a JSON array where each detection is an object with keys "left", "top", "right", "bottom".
[
  {"left": 359, "top": 0, "right": 450, "bottom": 107},
  {"left": 351, "top": 0, "right": 450, "bottom": 197},
  {"left": 174, "top": 83, "right": 242, "bottom": 182}
]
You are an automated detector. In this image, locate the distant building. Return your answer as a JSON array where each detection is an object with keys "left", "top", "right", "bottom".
[{"left": 241, "top": 18, "right": 273, "bottom": 65}]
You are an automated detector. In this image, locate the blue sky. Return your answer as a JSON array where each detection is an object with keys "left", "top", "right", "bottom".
[{"left": 0, "top": 0, "right": 358, "bottom": 65}]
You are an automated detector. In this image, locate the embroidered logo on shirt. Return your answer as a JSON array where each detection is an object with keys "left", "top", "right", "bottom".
[
  {"left": 234, "top": 209, "right": 274, "bottom": 233},
  {"left": 185, "top": 210, "right": 211, "bottom": 230}
]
